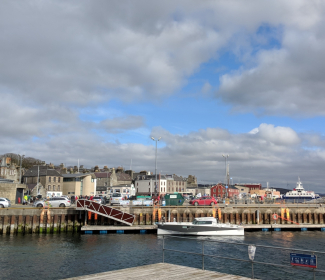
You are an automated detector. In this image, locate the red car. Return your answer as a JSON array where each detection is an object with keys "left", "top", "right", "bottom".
[{"left": 190, "top": 196, "right": 218, "bottom": 206}]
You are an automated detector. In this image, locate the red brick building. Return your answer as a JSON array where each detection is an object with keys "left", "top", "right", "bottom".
[
  {"left": 228, "top": 186, "right": 240, "bottom": 198},
  {"left": 211, "top": 184, "right": 240, "bottom": 198},
  {"left": 210, "top": 184, "right": 226, "bottom": 198}
]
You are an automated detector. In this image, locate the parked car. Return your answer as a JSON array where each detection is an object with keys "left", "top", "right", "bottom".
[
  {"left": 33, "top": 197, "right": 71, "bottom": 208},
  {"left": 189, "top": 196, "right": 218, "bottom": 206},
  {"left": 0, "top": 197, "right": 11, "bottom": 208},
  {"left": 92, "top": 196, "right": 105, "bottom": 204},
  {"left": 110, "top": 193, "right": 123, "bottom": 205}
]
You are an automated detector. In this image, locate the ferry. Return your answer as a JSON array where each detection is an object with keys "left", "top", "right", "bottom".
[
  {"left": 282, "top": 178, "right": 320, "bottom": 201},
  {"left": 157, "top": 217, "right": 244, "bottom": 236}
]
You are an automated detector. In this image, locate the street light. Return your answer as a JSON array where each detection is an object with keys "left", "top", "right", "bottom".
[
  {"left": 17, "top": 154, "right": 25, "bottom": 184},
  {"left": 151, "top": 137, "right": 161, "bottom": 196},
  {"left": 222, "top": 154, "right": 229, "bottom": 198}
]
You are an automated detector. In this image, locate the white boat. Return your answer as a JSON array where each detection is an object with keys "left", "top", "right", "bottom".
[
  {"left": 157, "top": 217, "right": 244, "bottom": 236},
  {"left": 282, "top": 178, "right": 320, "bottom": 200}
]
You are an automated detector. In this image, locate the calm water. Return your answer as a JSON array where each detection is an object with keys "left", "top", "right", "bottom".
[{"left": 0, "top": 231, "right": 325, "bottom": 280}]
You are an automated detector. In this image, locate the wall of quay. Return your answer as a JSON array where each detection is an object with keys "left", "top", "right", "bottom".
[
  {"left": 0, "top": 204, "right": 324, "bottom": 234},
  {"left": 129, "top": 204, "right": 325, "bottom": 226}
]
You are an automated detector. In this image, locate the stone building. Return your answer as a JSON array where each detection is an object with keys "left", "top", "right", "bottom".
[
  {"left": 166, "top": 174, "right": 187, "bottom": 193},
  {"left": 0, "top": 179, "right": 27, "bottom": 204},
  {"left": 0, "top": 156, "right": 22, "bottom": 183},
  {"left": 94, "top": 167, "right": 133, "bottom": 195},
  {"left": 22, "top": 166, "right": 63, "bottom": 193}
]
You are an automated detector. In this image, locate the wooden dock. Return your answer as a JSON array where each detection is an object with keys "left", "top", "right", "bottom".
[{"left": 63, "top": 263, "right": 254, "bottom": 279}]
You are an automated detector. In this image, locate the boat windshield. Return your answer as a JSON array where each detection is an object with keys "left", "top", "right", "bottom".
[{"left": 192, "top": 220, "right": 213, "bottom": 225}]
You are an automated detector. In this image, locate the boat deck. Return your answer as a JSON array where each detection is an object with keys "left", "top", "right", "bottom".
[{"left": 63, "top": 263, "right": 255, "bottom": 279}]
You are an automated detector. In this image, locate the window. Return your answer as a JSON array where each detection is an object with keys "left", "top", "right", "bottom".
[
  {"left": 49, "top": 177, "right": 51, "bottom": 182},
  {"left": 53, "top": 177, "right": 56, "bottom": 182},
  {"left": 58, "top": 185, "right": 60, "bottom": 191},
  {"left": 48, "top": 185, "right": 51, "bottom": 190},
  {"left": 53, "top": 185, "right": 56, "bottom": 191},
  {"left": 149, "top": 188, "right": 150, "bottom": 192},
  {"left": 149, "top": 182, "right": 150, "bottom": 186},
  {"left": 58, "top": 177, "right": 60, "bottom": 183}
]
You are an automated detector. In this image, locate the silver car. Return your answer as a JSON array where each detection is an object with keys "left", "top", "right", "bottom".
[
  {"left": 110, "top": 193, "right": 122, "bottom": 205},
  {"left": 33, "top": 197, "right": 71, "bottom": 208},
  {"left": 0, "top": 198, "right": 11, "bottom": 208}
]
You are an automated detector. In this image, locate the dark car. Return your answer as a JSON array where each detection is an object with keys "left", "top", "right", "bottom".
[{"left": 189, "top": 196, "right": 218, "bottom": 206}]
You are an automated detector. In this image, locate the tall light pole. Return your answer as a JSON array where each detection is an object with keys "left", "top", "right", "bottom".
[
  {"left": 18, "top": 154, "right": 25, "bottom": 184},
  {"left": 151, "top": 137, "right": 161, "bottom": 196},
  {"left": 222, "top": 154, "right": 229, "bottom": 198}
]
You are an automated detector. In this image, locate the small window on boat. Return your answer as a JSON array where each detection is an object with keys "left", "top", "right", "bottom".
[{"left": 193, "top": 220, "right": 213, "bottom": 225}]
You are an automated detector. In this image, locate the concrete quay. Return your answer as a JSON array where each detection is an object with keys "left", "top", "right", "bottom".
[{"left": 1, "top": 203, "right": 325, "bottom": 234}]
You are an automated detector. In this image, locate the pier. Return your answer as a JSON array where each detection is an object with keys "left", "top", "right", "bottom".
[
  {"left": 1, "top": 203, "right": 325, "bottom": 234},
  {"left": 63, "top": 263, "right": 254, "bottom": 279}
]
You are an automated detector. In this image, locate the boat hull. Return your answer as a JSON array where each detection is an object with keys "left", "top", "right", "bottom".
[{"left": 157, "top": 223, "right": 244, "bottom": 236}]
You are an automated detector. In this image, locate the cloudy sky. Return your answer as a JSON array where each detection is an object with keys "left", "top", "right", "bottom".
[{"left": 1, "top": 0, "right": 325, "bottom": 191}]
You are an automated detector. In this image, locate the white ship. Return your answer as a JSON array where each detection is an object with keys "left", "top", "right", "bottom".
[{"left": 282, "top": 178, "right": 320, "bottom": 200}]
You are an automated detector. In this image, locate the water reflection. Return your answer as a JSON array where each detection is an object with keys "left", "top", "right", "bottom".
[{"left": 0, "top": 232, "right": 324, "bottom": 280}]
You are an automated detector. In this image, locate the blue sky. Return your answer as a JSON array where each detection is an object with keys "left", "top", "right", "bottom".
[{"left": 1, "top": 1, "right": 325, "bottom": 192}]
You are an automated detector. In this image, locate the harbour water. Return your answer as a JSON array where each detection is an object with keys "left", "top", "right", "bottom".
[{"left": 1, "top": 231, "right": 325, "bottom": 280}]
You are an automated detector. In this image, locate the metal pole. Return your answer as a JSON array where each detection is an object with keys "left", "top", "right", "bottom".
[
  {"left": 202, "top": 241, "right": 205, "bottom": 270},
  {"left": 162, "top": 235, "right": 165, "bottom": 263},
  {"left": 150, "top": 178, "right": 152, "bottom": 197},
  {"left": 151, "top": 137, "right": 161, "bottom": 197},
  {"left": 155, "top": 140, "right": 157, "bottom": 196},
  {"left": 19, "top": 155, "right": 22, "bottom": 184}
]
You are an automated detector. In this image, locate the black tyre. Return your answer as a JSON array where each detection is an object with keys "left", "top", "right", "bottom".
[
  {"left": 59, "top": 203, "right": 65, "bottom": 207},
  {"left": 210, "top": 202, "right": 214, "bottom": 206},
  {"left": 37, "top": 204, "right": 43, "bottom": 208},
  {"left": 194, "top": 202, "right": 198, "bottom": 206},
  {"left": 0, "top": 204, "right": 4, "bottom": 208}
]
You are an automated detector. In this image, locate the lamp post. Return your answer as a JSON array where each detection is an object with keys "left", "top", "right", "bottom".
[
  {"left": 18, "top": 154, "right": 25, "bottom": 184},
  {"left": 151, "top": 137, "right": 161, "bottom": 196},
  {"left": 222, "top": 154, "right": 229, "bottom": 198}
]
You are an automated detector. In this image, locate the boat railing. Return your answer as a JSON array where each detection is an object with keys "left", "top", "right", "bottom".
[{"left": 161, "top": 235, "right": 325, "bottom": 279}]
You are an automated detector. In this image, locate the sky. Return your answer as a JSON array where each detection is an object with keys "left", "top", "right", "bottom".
[{"left": 1, "top": 0, "right": 325, "bottom": 192}]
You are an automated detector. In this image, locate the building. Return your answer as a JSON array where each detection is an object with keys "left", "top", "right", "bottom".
[
  {"left": 210, "top": 184, "right": 239, "bottom": 198},
  {"left": 23, "top": 166, "right": 63, "bottom": 194},
  {"left": 210, "top": 184, "right": 226, "bottom": 198},
  {"left": 0, "top": 179, "right": 27, "bottom": 203},
  {"left": 0, "top": 156, "right": 22, "bottom": 183},
  {"left": 62, "top": 173, "right": 96, "bottom": 196},
  {"left": 26, "top": 182, "right": 47, "bottom": 198},
  {"left": 233, "top": 185, "right": 250, "bottom": 196},
  {"left": 94, "top": 168, "right": 132, "bottom": 195},
  {"left": 166, "top": 174, "right": 187, "bottom": 193},
  {"left": 234, "top": 183, "right": 262, "bottom": 193},
  {"left": 134, "top": 174, "right": 167, "bottom": 196},
  {"left": 110, "top": 184, "right": 136, "bottom": 198},
  {"left": 228, "top": 186, "right": 240, "bottom": 198}
]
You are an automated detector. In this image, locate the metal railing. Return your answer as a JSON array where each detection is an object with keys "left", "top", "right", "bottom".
[{"left": 161, "top": 235, "right": 325, "bottom": 279}]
